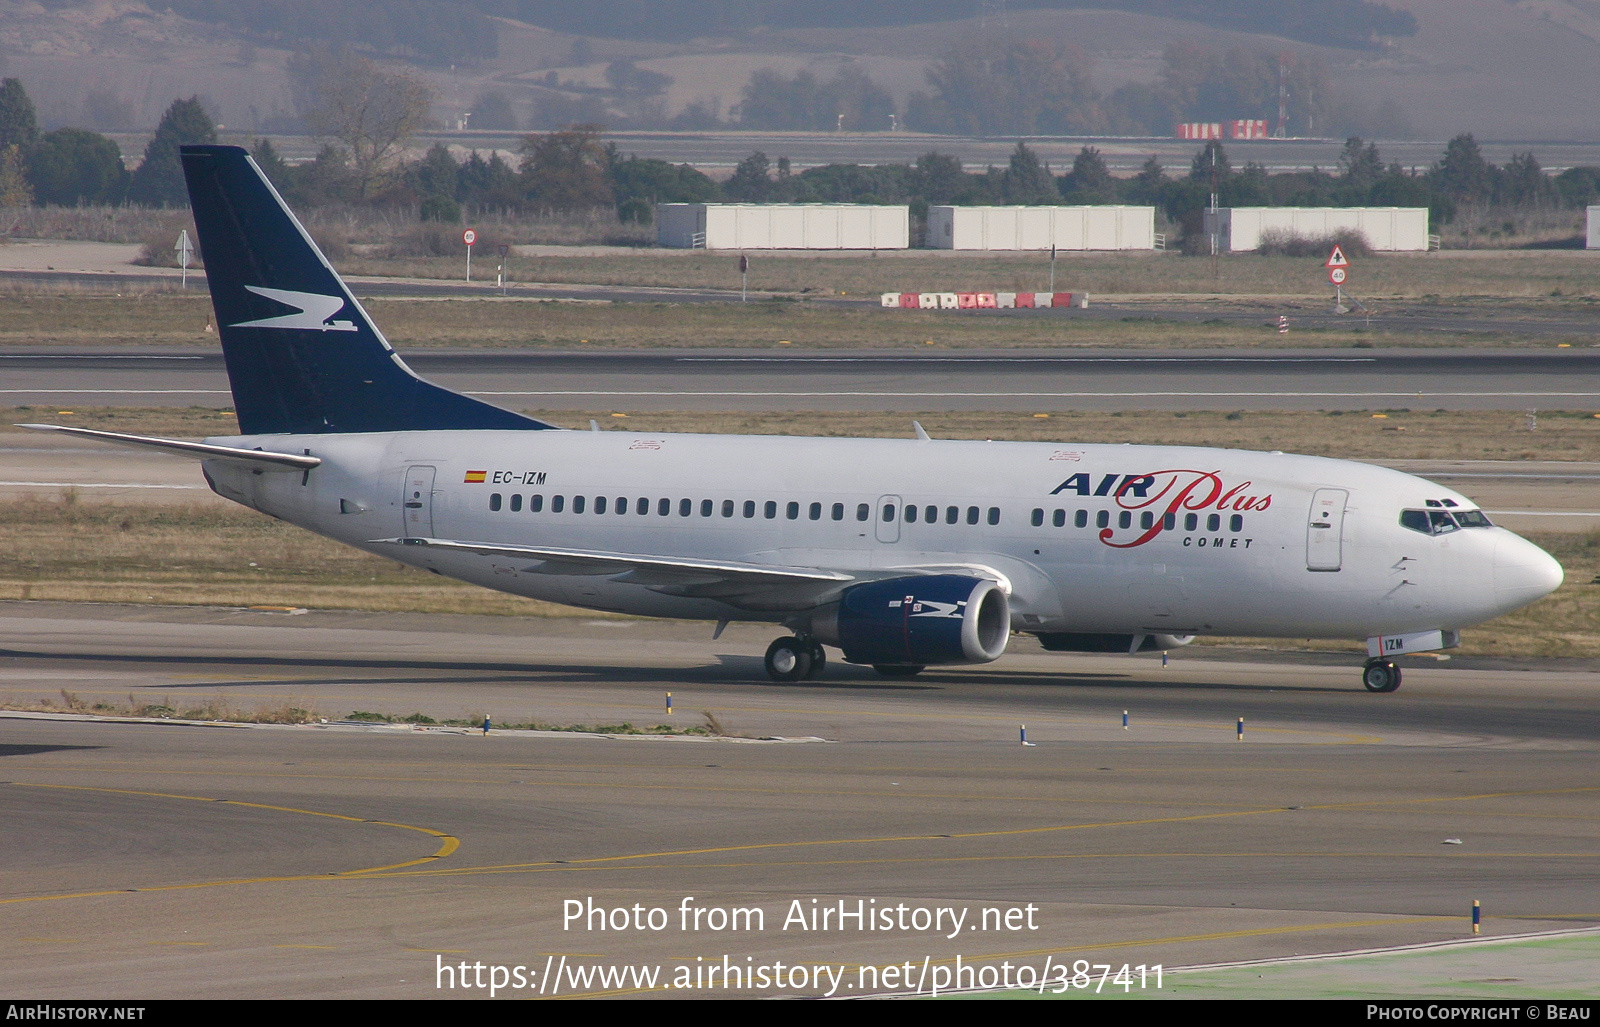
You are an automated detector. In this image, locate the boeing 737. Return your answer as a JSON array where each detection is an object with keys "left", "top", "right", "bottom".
[{"left": 23, "top": 145, "right": 1566, "bottom": 692}]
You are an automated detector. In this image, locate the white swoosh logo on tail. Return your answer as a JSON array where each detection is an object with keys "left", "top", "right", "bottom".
[{"left": 231, "top": 286, "right": 357, "bottom": 331}]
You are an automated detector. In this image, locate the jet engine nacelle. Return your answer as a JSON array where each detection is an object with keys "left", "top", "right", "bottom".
[{"left": 811, "top": 574, "right": 1010, "bottom": 666}]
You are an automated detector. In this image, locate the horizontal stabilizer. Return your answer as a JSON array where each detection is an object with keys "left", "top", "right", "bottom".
[{"left": 17, "top": 423, "right": 322, "bottom": 469}]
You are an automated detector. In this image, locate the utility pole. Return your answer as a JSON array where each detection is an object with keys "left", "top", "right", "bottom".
[{"left": 739, "top": 254, "right": 748, "bottom": 302}]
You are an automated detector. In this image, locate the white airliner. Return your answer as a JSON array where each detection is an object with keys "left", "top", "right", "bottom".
[{"left": 24, "top": 145, "right": 1565, "bottom": 693}]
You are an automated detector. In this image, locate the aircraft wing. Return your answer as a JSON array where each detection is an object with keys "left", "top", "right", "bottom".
[
  {"left": 17, "top": 424, "right": 322, "bottom": 470},
  {"left": 370, "top": 537, "right": 857, "bottom": 610}
]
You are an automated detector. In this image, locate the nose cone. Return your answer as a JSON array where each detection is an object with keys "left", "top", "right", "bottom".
[{"left": 1493, "top": 532, "right": 1565, "bottom": 608}]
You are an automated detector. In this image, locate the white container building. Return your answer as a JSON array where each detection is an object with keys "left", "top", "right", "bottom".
[
  {"left": 656, "top": 203, "right": 909, "bottom": 249},
  {"left": 1587, "top": 206, "right": 1600, "bottom": 249},
  {"left": 926, "top": 205, "right": 1156, "bottom": 250},
  {"left": 1208, "top": 207, "right": 1431, "bottom": 252}
]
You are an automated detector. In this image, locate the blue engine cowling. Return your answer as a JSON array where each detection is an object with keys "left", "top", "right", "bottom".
[{"left": 810, "top": 574, "right": 1010, "bottom": 666}]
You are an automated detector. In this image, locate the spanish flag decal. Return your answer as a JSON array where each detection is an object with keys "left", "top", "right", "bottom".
[{"left": 464, "top": 470, "right": 487, "bottom": 484}]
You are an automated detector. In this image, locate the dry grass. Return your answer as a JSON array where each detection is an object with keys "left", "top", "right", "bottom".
[
  {"left": 0, "top": 691, "right": 711, "bottom": 732},
  {"left": 335, "top": 249, "right": 1600, "bottom": 300},
  {"left": 6, "top": 688, "right": 323, "bottom": 724},
  {"left": 9, "top": 406, "right": 1600, "bottom": 462},
  {"left": 0, "top": 292, "right": 1593, "bottom": 351},
  {"left": 0, "top": 495, "right": 603, "bottom": 617}
]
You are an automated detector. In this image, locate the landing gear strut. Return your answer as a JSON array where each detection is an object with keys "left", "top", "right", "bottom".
[
  {"left": 1362, "top": 659, "right": 1401, "bottom": 693},
  {"left": 765, "top": 636, "right": 827, "bottom": 682}
]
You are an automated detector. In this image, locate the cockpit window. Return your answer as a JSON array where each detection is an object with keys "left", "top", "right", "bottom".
[
  {"left": 1429, "top": 510, "right": 1460, "bottom": 534},
  {"left": 1401, "top": 508, "right": 1492, "bottom": 534}
]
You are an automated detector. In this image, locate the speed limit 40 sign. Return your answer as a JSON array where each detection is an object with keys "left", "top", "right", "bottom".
[{"left": 1328, "top": 266, "right": 1347, "bottom": 285}]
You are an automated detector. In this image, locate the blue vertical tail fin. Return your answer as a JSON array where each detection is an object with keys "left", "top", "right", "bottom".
[{"left": 179, "top": 144, "right": 554, "bottom": 435}]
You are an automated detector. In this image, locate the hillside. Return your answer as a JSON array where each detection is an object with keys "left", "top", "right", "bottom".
[{"left": 0, "top": 0, "right": 1597, "bottom": 141}]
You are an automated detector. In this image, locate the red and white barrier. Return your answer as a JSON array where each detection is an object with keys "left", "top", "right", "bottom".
[{"left": 880, "top": 292, "right": 1086, "bottom": 309}]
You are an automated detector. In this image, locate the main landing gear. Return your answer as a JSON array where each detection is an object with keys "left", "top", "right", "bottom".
[
  {"left": 1362, "top": 659, "right": 1402, "bottom": 693},
  {"left": 764, "top": 635, "right": 827, "bottom": 682}
]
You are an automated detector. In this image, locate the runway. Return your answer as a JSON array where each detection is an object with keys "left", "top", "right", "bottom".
[
  {"left": 8, "top": 347, "right": 1600, "bottom": 413},
  {"left": 0, "top": 604, "right": 1597, "bottom": 998}
]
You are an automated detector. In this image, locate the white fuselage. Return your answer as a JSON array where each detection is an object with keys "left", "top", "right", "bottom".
[{"left": 201, "top": 429, "right": 1564, "bottom": 641}]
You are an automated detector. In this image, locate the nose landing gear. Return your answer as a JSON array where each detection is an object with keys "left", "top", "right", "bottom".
[
  {"left": 1362, "top": 659, "right": 1401, "bottom": 693},
  {"left": 764, "top": 635, "right": 827, "bottom": 682}
]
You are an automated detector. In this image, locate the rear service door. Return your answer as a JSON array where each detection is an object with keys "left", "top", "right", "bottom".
[
  {"left": 1306, "top": 488, "right": 1348, "bottom": 571},
  {"left": 402, "top": 465, "right": 436, "bottom": 538}
]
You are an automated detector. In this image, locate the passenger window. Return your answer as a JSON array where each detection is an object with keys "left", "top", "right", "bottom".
[
  {"left": 573, "top": 496, "right": 586, "bottom": 514},
  {"left": 857, "top": 503, "right": 870, "bottom": 521},
  {"left": 722, "top": 500, "right": 734, "bottom": 517},
  {"left": 489, "top": 493, "right": 502, "bottom": 511},
  {"left": 552, "top": 495, "right": 565, "bottom": 513},
  {"left": 809, "top": 502, "right": 822, "bottom": 520},
  {"left": 785, "top": 501, "right": 798, "bottom": 520},
  {"left": 1184, "top": 513, "right": 1197, "bottom": 531},
  {"left": 639, "top": 497, "right": 650, "bottom": 515},
  {"left": 905, "top": 505, "right": 918, "bottom": 523},
  {"left": 595, "top": 496, "right": 608, "bottom": 514},
  {"left": 882, "top": 503, "right": 897, "bottom": 522},
  {"left": 616, "top": 496, "right": 627, "bottom": 514},
  {"left": 1429, "top": 510, "right": 1459, "bottom": 534},
  {"left": 1075, "top": 509, "right": 1087, "bottom": 528},
  {"left": 764, "top": 500, "right": 777, "bottom": 519},
  {"left": 946, "top": 506, "right": 959, "bottom": 524},
  {"left": 966, "top": 506, "right": 980, "bottom": 525},
  {"left": 1163, "top": 512, "right": 1174, "bottom": 530},
  {"left": 925, "top": 505, "right": 937, "bottom": 523},
  {"left": 744, "top": 500, "right": 756, "bottom": 518},
  {"left": 530, "top": 494, "right": 543, "bottom": 513},
  {"left": 658, "top": 498, "right": 669, "bottom": 516},
  {"left": 831, "top": 503, "right": 844, "bottom": 521},
  {"left": 1096, "top": 510, "right": 1109, "bottom": 529},
  {"left": 1118, "top": 510, "right": 1132, "bottom": 529},
  {"left": 1139, "top": 511, "right": 1153, "bottom": 529},
  {"left": 1400, "top": 509, "right": 1430, "bottom": 534},
  {"left": 987, "top": 507, "right": 1000, "bottom": 525},
  {"left": 678, "top": 498, "right": 690, "bottom": 516},
  {"left": 701, "top": 499, "right": 713, "bottom": 517},
  {"left": 1031, "top": 508, "right": 1044, "bottom": 527},
  {"left": 1230, "top": 514, "right": 1243, "bottom": 532},
  {"left": 510, "top": 494, "right": 522, "bottom": 512},
  {"left": 1052, "top": 509, "right": 1065, "bottom": 527},
  {"left": 1206, "top": 513, "right": 1220, "bottom": 532}
]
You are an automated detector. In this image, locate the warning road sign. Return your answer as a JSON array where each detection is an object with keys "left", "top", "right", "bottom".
[
  {"left": 1325, "top": 245, "right": 1350, "bottom": 269},
  {"left": 1329, "top": 267, "right": 1347, "bottom": 285}
]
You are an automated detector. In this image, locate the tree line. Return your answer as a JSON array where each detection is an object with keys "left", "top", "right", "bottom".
[
  {"left": 6, "top": 66, "right": 1599, "bottom": 255},
  {"left": 0, "top": 80, "right": 218, "bottom": 208},
  {"left": 525, "top": 42, "right": 1361, "bottom": 140}
]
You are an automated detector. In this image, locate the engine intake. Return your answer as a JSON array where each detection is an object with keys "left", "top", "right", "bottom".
[{"left": 812, "top": 574, "right": 1010, "bottom": 666}]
